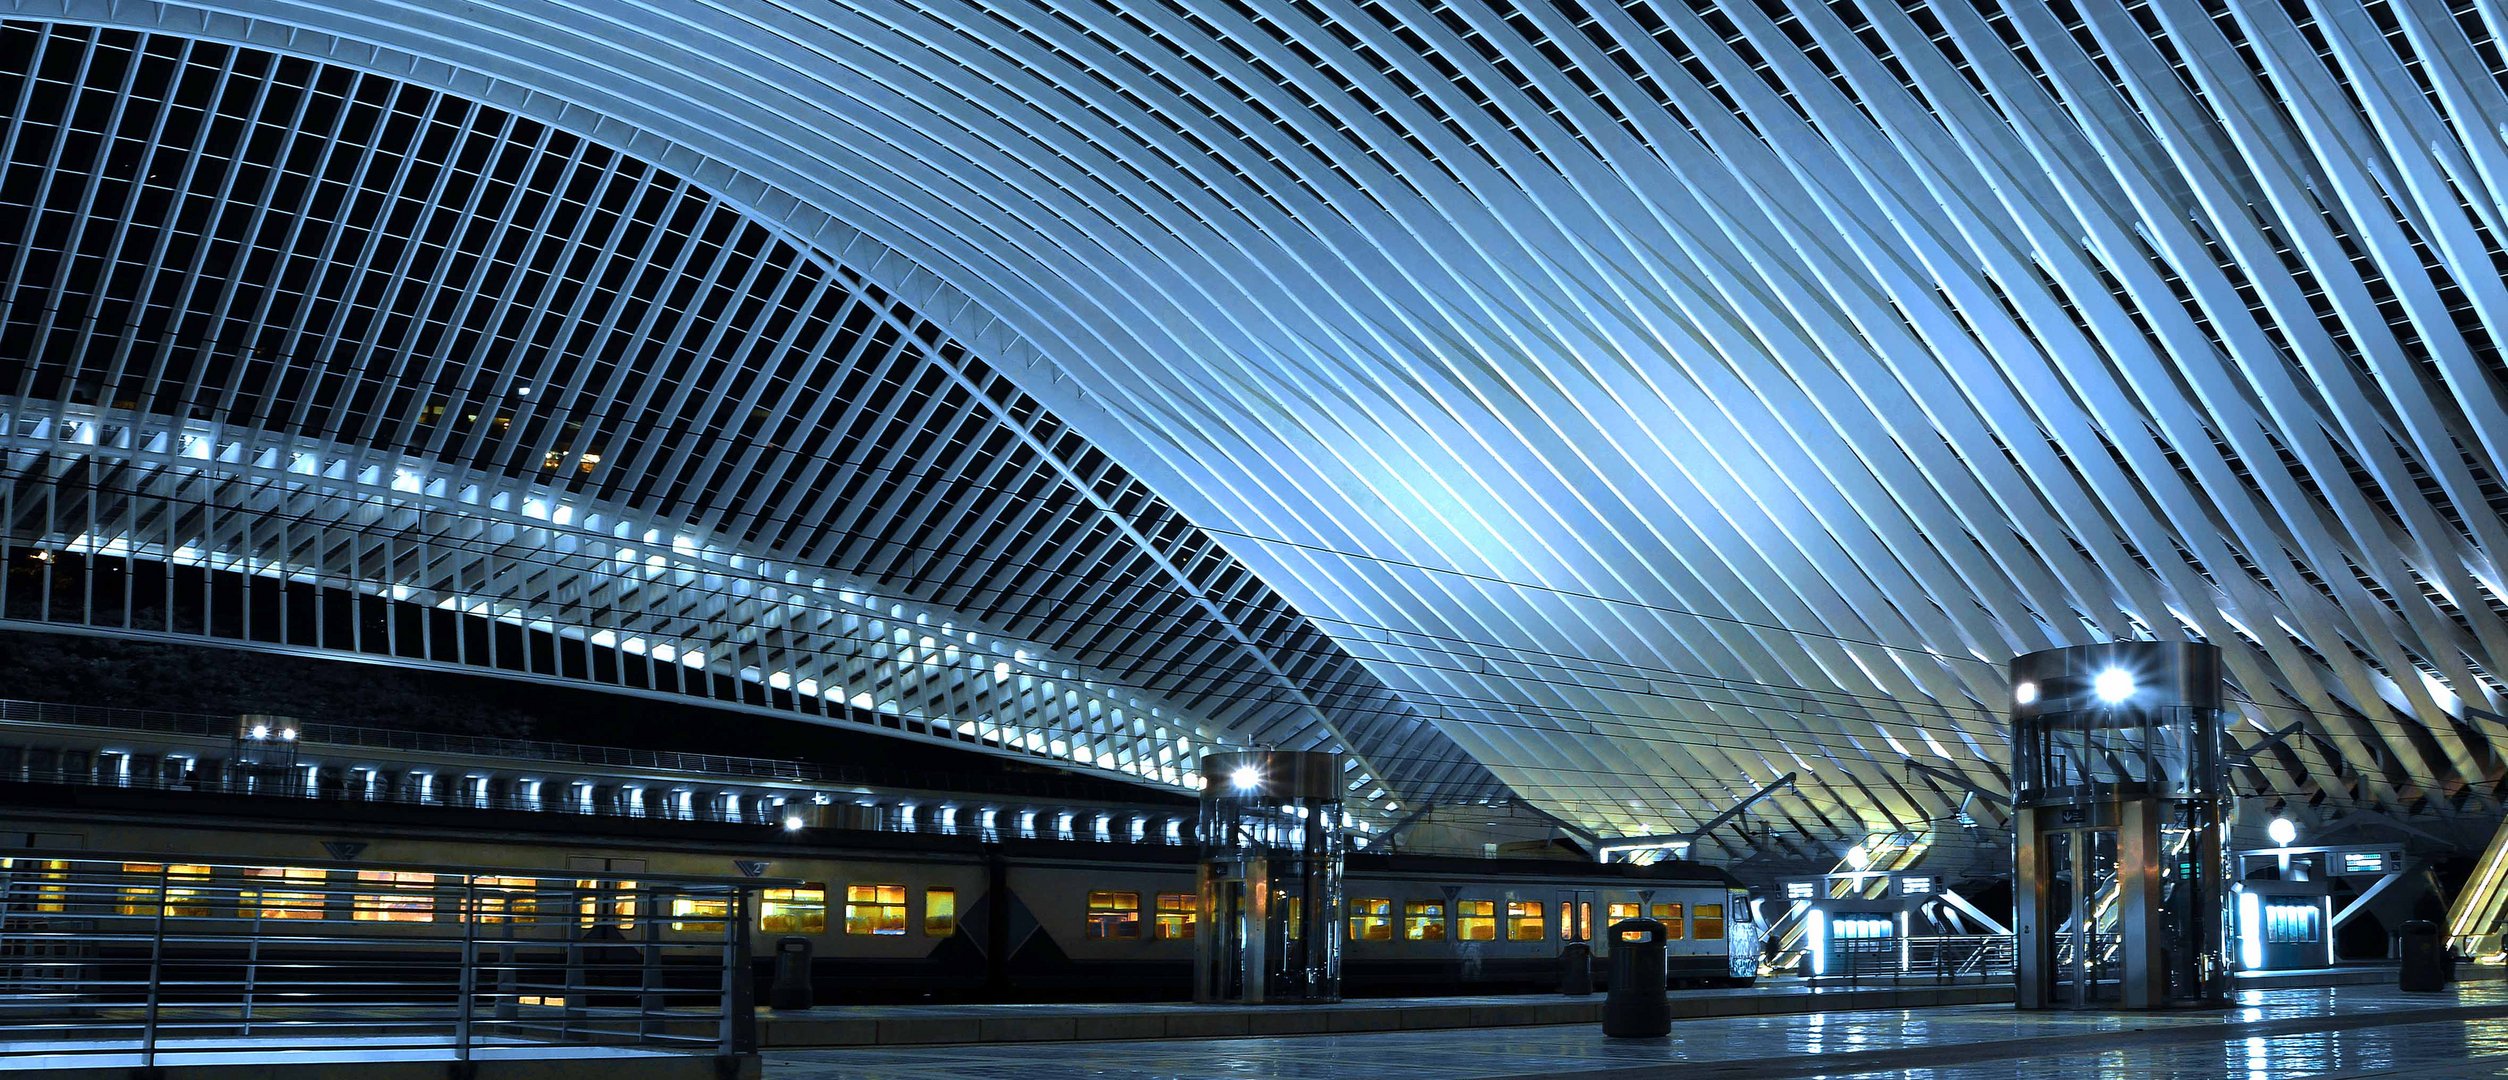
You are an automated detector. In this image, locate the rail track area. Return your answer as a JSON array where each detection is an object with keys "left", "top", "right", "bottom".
[{"left": 762, "top": 983, "right": 2508, "bottom": 1079}]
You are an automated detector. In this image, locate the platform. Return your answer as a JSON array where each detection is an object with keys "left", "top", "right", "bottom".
[
  {"left": 750, "top": 981, "right": 2013, "bottom": 1048},
  {"left": 764, "top": 982, "right": 2508, "bottom": 1079},
  {"left": 748, "top": 964, "right": 2464, "bottom": 1048}
]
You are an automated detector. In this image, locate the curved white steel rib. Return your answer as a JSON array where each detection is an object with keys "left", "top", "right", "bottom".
[{"left": 10, "top": 0, "right": 2508, "bottom": 849}]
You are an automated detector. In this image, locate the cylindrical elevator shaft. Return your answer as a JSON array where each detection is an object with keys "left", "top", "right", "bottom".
[
  {"left": 1194, "top": 750, "right": 1346, "bottom": 1004},
  {"left": 2010, "top": 642, "right": 2233, "bottom": 1010}
]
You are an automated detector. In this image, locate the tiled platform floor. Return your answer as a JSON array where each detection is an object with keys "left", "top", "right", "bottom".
[
  {"left": 750, "top": 980, "right": 2013, "bottom": 1047},
  {"left": 748, "top": 965, "right": 2446, "bottom": 1048},
  {"left": 762, "top": 983, "right": 2508, "bottom": 1079}
]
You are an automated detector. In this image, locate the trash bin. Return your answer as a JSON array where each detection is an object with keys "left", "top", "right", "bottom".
[
  {"left": 1603, "top": 919, "right": 1669, "bottom": 1037},
  {"left": 1560, "top": 941, "right": 1594, "bottom": 996},
  {"left": 2399, "top": 920, "right": 2445, "bottom": 993},
  {"left": 769, "top": 935, "right": 816, "bottom": 1010}
]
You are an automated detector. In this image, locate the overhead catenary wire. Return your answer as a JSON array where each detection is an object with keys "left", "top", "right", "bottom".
[
  {"left": 4, "top": 465, "right": 2464, "bottom": 809},
  {"left": 8, "top": 308, "right": 2471, "bottom": 789},
  {"left": 11, "top": 457, "right": 2446, "bottom": 770}
]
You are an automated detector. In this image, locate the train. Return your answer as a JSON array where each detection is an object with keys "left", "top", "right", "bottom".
[{"left": 0, "top": 779, "right": 1755, "bottom": 1000}]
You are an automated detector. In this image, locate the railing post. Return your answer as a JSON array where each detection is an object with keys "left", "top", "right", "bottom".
[
  {"left": 495, "top": 926, "right": 518, "bottom": 1023},
  {"left": 639, "top": 884, "right": 663, "bottom": 1040},
  {"left": 0, "top": 860, "right": 17, "bottom": 994},
  {"left": 458, "top": 876, "right": 479, "bottom": 1061},
  {"left": 724, "top": 888, "right": 755, "bottom": 1055},
  {"left": 142, "top": 862, "right": 169, "bottom": 1067},
  {"left": 242, "top": 887, "right": 263, "bottom": 1034},
  {"left": 563, "top": 896, "right": 585, "bottom": 1041}
]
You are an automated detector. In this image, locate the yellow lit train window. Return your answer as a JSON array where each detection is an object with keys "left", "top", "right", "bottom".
[
  {"left": 1574, "top": 902, "right": 1593, "bottom": 941},
  {"left": 672, "top": 895, "right": 729, "bottom": 932},
  {"left": 1087, "top": 891, "right": 1140, "bottom": 939},
  {"left": 115, "top": 867, "right": 213, "bottom": 917},
  {"left": 1154, "top": 893, "right": 1196, "bottom": 940},
  {"left": 119, "top": 863, "right": 212, "bottom": 918},
  {"left": 243, "top": 867, "right": 328, "bottom": 919},
  {"left": 846, "top": 884, "right": 907, "bottom": 936},
  {"left": 1348, "top": 898, "right": 1393, "bottom": 941},
  {"left": 925, "top": 888, "right": 957, "bottom": 937},
  {"left": 1506, "top": 900, "right": 1546, "bottom": 941},
  {"left": 761, "top": 884, "right": 826, "bottom": 934},
  {"left": 1608, "top": 902, "right": 1639, "bottom": 924},
  {"left": 467, "top": 877, "right": 540, "bottom": 924},
  {"left": 354, "top": 871, "right": 437, "bottom": 923},
  {"left": 4, "top": 859, "right": 70, "bottom": 913},
  {"left": 1284, "top": 896, "right": 1302, "bottom": 941},
  {"left": 1403, "top": 900, "right": 1446, "bottom": 941},
  {"left": 1693, "top": 904, "right": 1726, "bottom": 940},
  {"left": 1457, "top": 900, "right": 1497, "bottom": 941},
  {"left": 1652, "top": 902, "right": 1685, "bottom": 939}
]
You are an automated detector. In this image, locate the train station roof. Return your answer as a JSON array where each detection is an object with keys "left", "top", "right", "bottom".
[{"left": 6, "top": 2, "right": 2508, "bottom": 853}]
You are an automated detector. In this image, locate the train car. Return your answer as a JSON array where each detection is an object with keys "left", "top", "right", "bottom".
[
  {"left": 0, "top": 781, "right": 1754, "bottom": 1003},
  {"left": 1339, "top": 852, "right": 1751, "bottom": 991}
]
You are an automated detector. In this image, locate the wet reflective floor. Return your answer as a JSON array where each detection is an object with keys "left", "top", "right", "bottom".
[{"left": 763, "top": 983, "right": 2508, "bottom": 1078}]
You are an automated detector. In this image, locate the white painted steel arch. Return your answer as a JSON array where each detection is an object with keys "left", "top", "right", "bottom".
[{"left": 10, "top": 0, "right": 2508, "bottom": 851}]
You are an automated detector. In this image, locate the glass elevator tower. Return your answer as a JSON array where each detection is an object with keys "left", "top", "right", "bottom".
[
  {"left": 2011, "top": 642, "right": 2233, "bottom": 1009},
  {"left": 1195, "top": 750, "right": 1345, "bottom": 1003}
]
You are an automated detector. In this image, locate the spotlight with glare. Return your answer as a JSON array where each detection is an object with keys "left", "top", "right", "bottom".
[
  {"left": 783, "top": 815, "right": 806, "bottom": 832},
  {"left": 2093, "top": 667, "right": 2136, "bottom": 704},
  {"left": 279, "top": 727, "right": 297, "bottom": 742},
  {"left": 2267, "top": 817, "right": 2297, "bottom": 847},
  {"left": 2014, "top": 681, "right": 2039, "bottom": 706},
  {"left": 248, "top": 724, "right": 269, "bottom": 740},
  {"left": 1230, "top": 766, "right": 1262, "bottom": 792}
]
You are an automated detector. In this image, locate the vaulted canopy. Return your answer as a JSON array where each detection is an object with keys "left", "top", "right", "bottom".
[{"left": 8, "top": 1, "right": 2508, "bottom": 854}]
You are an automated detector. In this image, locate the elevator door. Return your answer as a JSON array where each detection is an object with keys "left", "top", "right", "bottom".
[{"left": 2041, "top": 826, "right": 2123, "bottom": 1007}]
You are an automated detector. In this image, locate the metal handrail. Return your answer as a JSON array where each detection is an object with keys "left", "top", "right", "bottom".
[
  {"left": 1810, "top": 932, "right": 2015, "bottom": 985},
  {"left": 0, "top": 852, "right": 764, "bottom": 1066}
]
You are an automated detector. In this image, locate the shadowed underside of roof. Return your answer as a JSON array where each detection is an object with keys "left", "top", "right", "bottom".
[{"left": 0, "top": 17, "right": 1506, "bottom": 815}]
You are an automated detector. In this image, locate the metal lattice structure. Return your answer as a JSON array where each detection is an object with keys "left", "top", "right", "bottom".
[
  {"left": 0, "top": 17, "right": 1505, "bottom": 812},
  {"left": 10, "top": 1, "right": 2508, "bottom": 853}
]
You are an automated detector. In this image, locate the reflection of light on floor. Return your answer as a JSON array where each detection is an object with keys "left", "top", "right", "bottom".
[{"left": 759, "top": 983, "right": 2508, "bottom": 1080}]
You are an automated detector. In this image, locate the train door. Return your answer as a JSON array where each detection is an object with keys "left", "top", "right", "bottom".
[
  {"left": 1556, "top": 889, "right": 1592, "bottom": 943},
  {"left": 565, "top": 857, "right": 648, "bottom": 935}
]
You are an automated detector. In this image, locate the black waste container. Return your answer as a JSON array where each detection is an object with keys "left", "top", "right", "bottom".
[
  {"left": 1560, "top": 941, "right": 1595, "bottom": 996},
  {"left": 2399, "top": 921, "right": 2445, "bottom": 992},
  {"left": 1603, "top": 919, "right": 1670, "bottom": 1037},
  {"left": 769, "top": 935, "right": 816, "bottom": 1010}
]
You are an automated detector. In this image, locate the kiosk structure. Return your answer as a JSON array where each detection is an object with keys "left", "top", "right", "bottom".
[
  {"left": 2011, "top": 642, "right": 2233, "bottom": 1009},
  {"left": 2233, "top": 841, "right": 2405, "bottom": 971}
]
